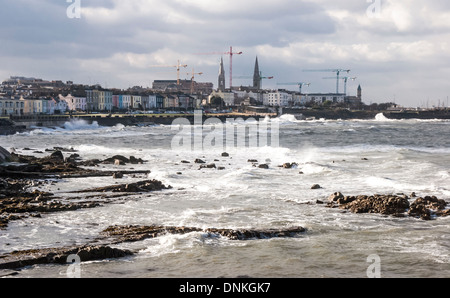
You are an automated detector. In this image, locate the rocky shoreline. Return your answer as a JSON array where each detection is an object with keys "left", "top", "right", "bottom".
[{"left": 1, "top": 146, "right": 449, "bottom": 272}]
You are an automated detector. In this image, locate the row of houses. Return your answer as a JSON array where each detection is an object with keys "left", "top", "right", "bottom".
[
  {"left": 0, "top": 91, "right": 202, "bottom": 116},
  {"left": 1, "top": 85, "right": 362, "bottom": 116},
  {"left": 208, "top": 89, "right": 350, "bottom": 107}
]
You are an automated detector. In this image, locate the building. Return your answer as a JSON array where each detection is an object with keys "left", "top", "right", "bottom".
[
  {"left": 152, "top": 79, "right": 213, "bottom": 95},
  {"left": 0, "top": 98, "right": 24, "bottom": 116},
  {"left": 60, "top": 94, "right": 86, "bottom": 112},
  {"left": 208, "top": 90, "right": 235, "bottom": 107},
  {"left": 86, "top": 88, "right": 113, "bottom": 112},
  {"left": 263, "top": 90, "right": 292, "bottom": 107},
  {"left": 303, "top": 93, "right": 346, "bottom": 104},
  {"left": 344, "top": 85, "right": 363, "bottom": 107}
]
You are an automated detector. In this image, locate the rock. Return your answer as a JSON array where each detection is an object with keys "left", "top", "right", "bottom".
[
  {"left": 194, "top": 159, "right": 205, "bottom": 164},
  {"left": 334, "top": 194, "right": 410, "bottom": 216},
  {"left": 71, "top": 180, "right": 171, "bottom": 193},
  {"left": 311, "top": 184, "right": 321, "bottom": 189},
  {"left": 217, "top": 167, "right": 225, "bottom": 170},
  {"left": 258, "top": 164, "right": 269, "bottom": 169},
  {"left": 328, "top": 192, "right": 344, "bottom": 202},
  {"left": 103, "top": 155, "right": 130, "bottom": 164},
  {"left": 101, "top": 225, "right": 305, "bottom": 243},
  {"left": 408, "top": 196, "right": 448, "bottom": 220},
  {"left": 112, "top": 172, "right": 123, "bottom": 179},
  {"left": 0, "top": 245, "right": 133, "bottom": 270},
  {"left": 129, "top": 156, "right": 144, "bottom": 164},
  {"left": 0, "top": 146, "right": 11, "bottom": 164},
  {"left": 248, "top": 159, "right": 258, "bottom": 163},
  {"left": 180, "top": 160, "right": 190, "bottom": 163},
  {"left": 282, "top": 162, "right": 298, "bottom": 169},
  {"left": 199, "top": 163, "right": 216, "bottom": 169},
  {"left": 50, "top": 151, "right": 64, "bottom": 161},
  {"left": 221, "top": 152, "right": 229, "bottom": 157}
]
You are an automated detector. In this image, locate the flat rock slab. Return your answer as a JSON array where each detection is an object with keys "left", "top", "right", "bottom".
[
  {"left": 102, "top": 225, "right": 306, "bottom": 243},
  {"left": 0, "top": 245, "right": 133, "bottom": 270}
]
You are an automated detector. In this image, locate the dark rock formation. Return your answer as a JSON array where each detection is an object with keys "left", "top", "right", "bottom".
[
  {"left": 71, "top": 180, "right": 171, "bottom": 193},
  {"left": 0, "top": 146, "right": 11, "bottom": 164},
  {"left": 0, "top": 245, "right": 133, "bottom": 270},
  {"left": 102, "top": 225, "right": 306, "bottom": 243},
  {"left": 327, "top": 193, "right": 449, "bottom": 220}
]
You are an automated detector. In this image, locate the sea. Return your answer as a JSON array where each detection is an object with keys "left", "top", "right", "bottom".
[{"left": 0, "top": 113, "right": 449, "bottom": 278}]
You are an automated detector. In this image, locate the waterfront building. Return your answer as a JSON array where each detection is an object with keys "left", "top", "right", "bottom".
[{"left": 263, "top": 90, "right": 292, "bottom": 107}]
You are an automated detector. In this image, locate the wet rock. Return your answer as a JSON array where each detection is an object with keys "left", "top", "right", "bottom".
[
  {"left": 103, "top": 155, "right": 130, "bottom": 164},
  {"left": 0, "top": 245, "right": 133, "bottom": 270},
  {"left": 328, "top": 192, "right": 344, "bottom": 202},
  {"left": 0, "top": 146, "right": 11, "bottom": 164},
  {"left": 282, "top": 162, "right": 298, "bottom": 169},
  {"left": 71, "top": 180, "right": 171, "bottom": 193},
  {"left": 199, "top": 163, "right": 216, "bottom": 169},
  {"left": 194, "top": 159, "right": 205, "bottom": 164},
  {"left": 248, "top": 159, "right": 258, "bottom": 163},
  {"left": 311, "top": 184, "right": 321, "bottom": 189},
  {"left": 221, "top": 152, "right": 229, "bottom": 157},
  {"left": 324, "top": 193, "right": 448, "bottom": 219},
  {"left": 258, "top": 164, "right": 269, "bottom": 169},
  {"left": 102, "top": 225, "right": 306, "bottom": 243},
  {"left": 408, "top": 196, "right": 448, "bottom": 220},
  {"left": 129, "top": 156, "right": 144, "bottom": 164},
  {"left": 112, "top": 172, "right": 123, "bottom": 179},
  {"left": 50, "top": 151, "right": 64, "bottom": 161},
  {"left": 180, "top": 160, "right": 190, "bottom": 163},
  {"left": 338, "top": 194, "right": 410, "bottom": 215}
]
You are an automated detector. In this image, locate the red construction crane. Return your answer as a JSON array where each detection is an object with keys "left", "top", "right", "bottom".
[
  {"left": 149, "top": 60, "right": 188, "bottom": 85},
  {"left": 195, "top": 46, "right": 243, "bottom": 89}
]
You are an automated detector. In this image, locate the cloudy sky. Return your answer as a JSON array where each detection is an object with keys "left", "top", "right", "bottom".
[{"left": 1, "top": 0, "right": 450, "bottom": 107}]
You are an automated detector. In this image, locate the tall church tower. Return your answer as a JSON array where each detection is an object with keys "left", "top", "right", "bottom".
[
  {"left": 357, "top": 84, "right": 362, "bottom": 100},
  {"left": 253, "top": 56, "right": 261, "bottom": 90},
  {"left": 218, "top": 57, "right": 226, "bottom": 92}
]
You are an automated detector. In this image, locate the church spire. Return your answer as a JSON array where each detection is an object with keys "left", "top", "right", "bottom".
[
  {"left": 253, "top": 56, "right": 261, "bottom": 90},
  {"left": 218, "top": 57, "right": 225, "bottom": 92}
]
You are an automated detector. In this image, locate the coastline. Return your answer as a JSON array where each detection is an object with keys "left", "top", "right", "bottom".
[{"left": 1, "top": 108, "right": 449, "bottom": 135}]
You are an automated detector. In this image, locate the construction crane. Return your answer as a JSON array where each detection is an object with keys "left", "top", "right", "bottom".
[
  {"left": 322, "top": 77, "right": 356, "bottom": 95},
  {"left": 186, "top": 68, "right": 203, "bottom": 94},
  {"left": 149, "top": 60, "right": 188, "bottom": 85},
  {"left": 277, "top": 82, "right": 311, "bottom": 93},
  {"left": 195, "top": 46, "right": 243, "bottom": 89},
  {"left": 303, "top": 69, "right": 350, "bottom": 94}
]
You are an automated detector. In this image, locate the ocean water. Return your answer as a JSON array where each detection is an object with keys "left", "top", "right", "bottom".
[{"left": 1, "top": 114, "right": 449, "bottom": 278}]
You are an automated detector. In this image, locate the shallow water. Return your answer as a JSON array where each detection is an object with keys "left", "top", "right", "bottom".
[{"left": 1, "top": 114, "right": 449, "bottom": 278}]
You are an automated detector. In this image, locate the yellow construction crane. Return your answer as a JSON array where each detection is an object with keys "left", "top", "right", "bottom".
[
  {"left": 149, "top": 60, "right": 188, "bottom": 85},
  {"left": 186, "top": 68, "right": 203, "bottom": 94}
]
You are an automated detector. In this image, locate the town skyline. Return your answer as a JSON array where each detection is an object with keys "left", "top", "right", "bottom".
[{"left": 1, "top": 1, "right": 449, "bottom": 108}]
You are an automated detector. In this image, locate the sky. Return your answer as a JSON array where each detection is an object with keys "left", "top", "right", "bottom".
[{"left": 1, "top": 0, "right": 450, "bottom": 107}]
